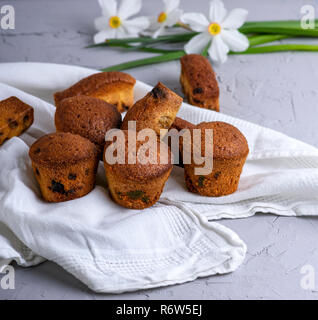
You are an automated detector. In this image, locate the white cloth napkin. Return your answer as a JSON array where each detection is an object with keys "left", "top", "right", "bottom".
[
  {"left": 0, "top": 64, "right": 246, "bottom": 293},
  {"left": 0, "top": 62, "right": 318, "bottom": 292}
]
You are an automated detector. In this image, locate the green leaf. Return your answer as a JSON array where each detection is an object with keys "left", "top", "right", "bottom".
[
  {"left": 248, "top": 34, "right": 290, "bottom": 46},
  {"left": 88, "top": 32, "right": 198, "bottom": 48},
  {"left": 201, "top": 40, "right": 211, "bottom": 57},
  {"left": 240, "top": 20, "right": 318, "bottom": 37},
  {"left": 101, "top": 51, "right": 185, "bottom": 72},
  {"left": 232, "top": 44, "right": 318, "bottom": 54}
]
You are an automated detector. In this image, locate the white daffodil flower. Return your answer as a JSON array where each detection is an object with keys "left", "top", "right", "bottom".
[
  {"left": 150, "top": 0, "right": 183, "bottom": 38},
  {"left": 94, "top": 0, "right": 150, "bottom": 43},
  {"left": 181, "top": 0, "right": 249, "bottom": 64}
]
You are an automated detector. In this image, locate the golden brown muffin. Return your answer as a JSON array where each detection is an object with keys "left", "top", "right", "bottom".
[
  {"left": 121, "top": 82, "right": 183, "bottom": 136},
  {"left": 55, "top": 95, "right": 122, "bottom": 158},
  {"left": 54, "top": 71, "right": 136, "bottom": 113},
  {"left": 29, "top": 132, "right": 99, "bottom": 202},
  {"left": 180, "top": 54, "right": 219, "bottom": 112},
  {"left": 183, "top": 121, "right": 249, "bottom": 197},
  {"left": 104, "top": 130, "right": 173, "bottom": 209},
  {"left": 0, "top": 96, "right": 34, "bottom": 146}
]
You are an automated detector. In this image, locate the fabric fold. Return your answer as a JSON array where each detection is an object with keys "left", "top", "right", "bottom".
[{"left": 0, "top": 62, "right": 317, "bottom": 292}]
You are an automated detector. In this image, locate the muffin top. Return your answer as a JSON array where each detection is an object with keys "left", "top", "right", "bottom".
[
  {"left": 180, "top": 54, "right": 219, "bottom": 100},
  {"left": 104, "top": 130, "right": 173, "bottom": 181},
  {"left": 55, "top": 96, "right": 122, "bottom": 146},
  {"left": 54, "top": 71, "right": 136, "bottom": 102},
  {"left": 0, "top": 96, "right": 33, "bottom": 127},
  {"left": 191, "top": 121, "right": 249, "bottom": 160},
  {"left": 29, "top": 132, "right": 97, "bottom": 167}
]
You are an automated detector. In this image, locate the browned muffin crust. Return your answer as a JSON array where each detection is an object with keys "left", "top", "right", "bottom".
[
  {"left": 54, "top": 71, "right": 136, "bottom": 112},
  {"left": 29, "top": 132, "right": 98, "bottom": 168},
  {"left": 104, "top": 130, "right": 173, "bottom": 209},
  {"left": 195, "top": 121, "right": 249, "bottom": 160},
  {"left": 29, "top": 132, "right": 99, "bottom": 202},
  {"left": 180, "top": 54, "right": 219, "bottom": 111},
  {"left": 121, "top": 82, "right": 183, "bottom": 135},
  {"left": 0, "top": 96, "right": 34, "bottom": 146},
  {"left": 105, "top": 130, "right": 173, "bottom": 181},
  {"left": 183, "top": 121, "right": 249, "bottom": 197},
  {"left": 55, "top": 96, "right": 122, "bottom": 156}
]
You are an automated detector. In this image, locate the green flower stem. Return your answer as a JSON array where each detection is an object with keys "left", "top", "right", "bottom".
[
  {"left": 248, "top": 34, "right": 290, "bottom": 46},
  {"left": 231, "top": 44, "right": 318, "bottom": 54},
  {"left": 87, "top": 33, "right": 198, "bottom": 48},
  {"left": 107, "top": 43, "right": 176, "bottom": 54},
  {"left": 101, "top": 51, "right": 185, "bottom": 72},
  {"left": 240, "top": 20, "right": 318, "bottom": 37}
]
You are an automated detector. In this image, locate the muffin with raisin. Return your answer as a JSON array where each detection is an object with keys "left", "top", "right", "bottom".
[
  {"left": 0, "top": 96, "right": 34, "bottom": 146},
  {"left": 29, "top": 132, "right": 99, "bottom": 202},
  {"left": 183, "top": 121, "right": 249, "bottom": 197},
  {"left": 54, "top": 71, "right": 136, "bottom": 113},
  {"left": 55, "top": 95, "right": 122, "bottom": 158},
  {"left": 121, "top": 82, "right": 183, "bottom": 137},
  {"left": 103, "top": 130, "right": 173, "bottom": 209}
]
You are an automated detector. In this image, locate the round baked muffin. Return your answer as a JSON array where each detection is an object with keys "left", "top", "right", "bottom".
[
  {"left": 54, "top": 71, "right": 136, "bottom": 113},
  {"left": 183, "top": 121, "right": 249, "bottom": 197},
  {"left": 103, "top": 130, "right": 173, "bottom": 209},
  {"left": 29, "top": 132, "right": 99, "bottom": 202},
  {"left": 55, "top": 95, "right": 122, "bottom": 158}
]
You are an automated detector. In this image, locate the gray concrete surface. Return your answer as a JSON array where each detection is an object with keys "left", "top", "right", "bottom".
[{"left": 1, "top": 0, "right": 318, "bottom": 300}]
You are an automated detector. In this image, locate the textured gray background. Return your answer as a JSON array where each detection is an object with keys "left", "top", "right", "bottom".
[{"left": 1, "top": 0, "right": 318, "bottom": 300}]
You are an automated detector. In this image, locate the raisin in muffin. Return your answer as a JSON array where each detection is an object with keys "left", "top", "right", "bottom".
[
  {"left": 183, "top": 121, "right": 249, "bottom": 197},
  {"left": 54, "top": 71, "right": 136, "bottom": 112},
  {"left": 55, "top": 95, "right": 122, "bottom": 158},
  {"left": 103, "top": 130, "right": 173, "bottom": 209},
  {"left": 121, "top": 82, "right": 183, "bottom": 137},
  {"left": 0, "top": 96, "right": 34, "bottom": 146},
  {"left": 29, "top": 132, "right": 99, "bottom": 202},
  {"left": 180, "top": 54, "right": 219, "bottom": 112}
]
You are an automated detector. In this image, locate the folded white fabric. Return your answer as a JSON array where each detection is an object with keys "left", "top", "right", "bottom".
[
  {"left": 0, "top": 78, "right": 246, "bottom": 293},
  {"left": 0, "top": 62, "right": 318, "bottom": 292}
]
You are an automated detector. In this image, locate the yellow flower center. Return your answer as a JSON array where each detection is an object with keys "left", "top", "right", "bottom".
[
  {"left": 109, "top": 16, "right": 121, "bottom": 29},
  {"left": 157, "top": 12, "right": 167, "bottom": 23},
  {"left": 208, "top": 22, "right": 221, "bottom": 35}
]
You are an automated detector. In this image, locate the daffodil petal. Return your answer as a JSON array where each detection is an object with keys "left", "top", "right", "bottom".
[
  {"left": 118, "top": 0, "right": 142, "bottom": 20},
  {"left": 164, "top": 0, "right": 180, "bottom": 14},
  {"left": 221, "top": 29, "right": 249, "bottom": 52},
  {"left": 94, "top": 16, "right": 107, "bottom": 31},
  {"left": 148, "top": 16, "right": 161, "bottom": 31},
  {"left": 115, "top": 26, "right": 137, "bottom": 38},
  {"left": 152, "top": 26, "right": 165, "bottom": 38},
  {"left": 184, "top": 33, "right": 211, "bottom": 54},
  {"left": 166, "top": 9, "right": 183, "bottom": 27},
  {"left": 221, "top": 8, "right": 248, "bottom": 29},
  {"left": 209, "top": 0, "right": 227, "bottom": 23},
  {"left": 181, "top": 13, "right": 209, "bottom": 32},
  {"left": 208, "top": 34, "right": 229, "bottom": 64},
  {"left": 98, "top": 0, "right": 117, "bottom": 17},
  {"left": 123, "top": 16, "right": 150, "bottom": 34},
  {"left": 93, "top": 29, "right": 116, "bottom": 44}
]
